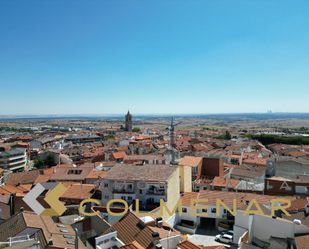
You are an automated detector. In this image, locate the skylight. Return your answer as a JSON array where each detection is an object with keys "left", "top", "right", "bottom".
[{"left": 63, "top": 235, "right": 73, "bottom": 239}]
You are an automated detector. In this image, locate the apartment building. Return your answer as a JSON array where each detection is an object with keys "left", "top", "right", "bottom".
[
  {"left": 234, "top": 202, "right": 309, "bottom": 247},
  {"left": 175, "top": 190, "right": 296, "bottom": 234},
  {"left": 65, "top": 134, "right": 101, "bottom": 144},
  {"left": 265, "top": 175, "right": 309, "bottom": 197},
  {"left": 101, "top": 163, "right": 180, "bottom": 221},
  {"left": 266, "top": 155, "right": 309, "bottom": 178},
  {"left": 0, "top": 146, "right": 27, "bottom": 171}
]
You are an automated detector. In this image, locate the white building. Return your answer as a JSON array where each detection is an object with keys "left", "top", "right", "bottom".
[{"left": 0, "top": 147, "right": 27, "bottom": 171}]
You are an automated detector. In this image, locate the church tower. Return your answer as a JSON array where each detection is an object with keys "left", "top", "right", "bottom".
[{"left": 125, "top": 111, "right": 132, "bottom": 132}]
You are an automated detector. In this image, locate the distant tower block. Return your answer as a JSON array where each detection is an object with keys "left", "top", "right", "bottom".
[{"left": 125, "top": 111, "right": 132, "bottom": 132}]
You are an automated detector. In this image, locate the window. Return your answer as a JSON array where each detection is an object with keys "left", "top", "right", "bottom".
[
  {"left": 104, "top": 195, "right": 109, "bottom": 199},
  {"left": 202, "top": 209, "right": 207, "bottom": 213},
  {"left": 104, "top": 183, "right": 108, "bottom": 188},
  {"left": 128, "top": 196, "right": 132, "bottom": 200},
  {"left": 57, "top": 224, "right": 66, "bottom": 228},
  {"left": 128, "top": 184, "right": 132, "bottom": 189},
  {"left": 182, "top": 208, "right": 187, "bottom": 213},
  {"left": 140, "top": 189, "right": 142, "bottom": 194},
  {"left": 224, "top": 209, "right": 227, "bottom": 213},
  {"left": 211, "top": 208, "right": 216, "bottom": 213},
  {"left": 60, "top": 230, "right": 69, "bottom": 233},
  {"left": 71, "top": 200, "right": 76, "bottom": 205},
  {"left": 160, "top": 185, "right": 165, "bottom": 189},
  {"left": 67, "top": 241, "right": 75, "bottom": 245}
]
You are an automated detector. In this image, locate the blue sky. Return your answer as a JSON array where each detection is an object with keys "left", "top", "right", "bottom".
[{"left": 0, "top": 0, "right": 308, "bottom": 115}]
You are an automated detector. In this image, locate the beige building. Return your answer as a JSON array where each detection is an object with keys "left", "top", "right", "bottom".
[{"left": 101, "top": 163, "right": 180, "bottom": 221}]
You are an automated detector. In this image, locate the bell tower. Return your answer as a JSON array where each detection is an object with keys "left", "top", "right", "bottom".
[{"left": 125, "top": 111, "right": 132, "bottom": 132}]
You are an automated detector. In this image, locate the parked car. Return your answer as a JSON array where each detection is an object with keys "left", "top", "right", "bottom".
[
  {"left": 215, "top": 234, "right": 233, "bottom": 245},
  {"left": 221, "top": 230, "right": 234, "bottom": 236}
]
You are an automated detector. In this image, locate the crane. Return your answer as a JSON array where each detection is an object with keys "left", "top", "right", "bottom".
[{"left": 165, "top": 117, "right": 182, "bottom": 163}]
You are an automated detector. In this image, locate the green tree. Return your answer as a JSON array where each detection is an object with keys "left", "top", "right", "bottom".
[
  {"left": 132, "top": 128, "right": 141, "bottom": 132},
  {"left": 47, "top": 152, "right": 55, "bottom": 167},
  {"left": 107, "top": 134, "right": 115, "bottom": 140},
  {"left": 34, "top": 157, "right": 45, "bottom": 169},
  {"left": 225, "top": 131, "right": 231, "bottom": 140}
]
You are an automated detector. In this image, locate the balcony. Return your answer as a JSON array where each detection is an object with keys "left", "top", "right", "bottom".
[
  {"left": 113, "top": 188, "right": 135, "bottom": 194},
  {"left": 0, "top": 154, "right": 25, "bottom": 161},
  {"left": 146, "top": 189, "right": 165, "bottom": 195}
]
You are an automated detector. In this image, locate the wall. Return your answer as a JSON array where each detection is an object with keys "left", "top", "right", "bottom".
[
  {"left": 264, "top": 179, "right": 295, "bottom": 196},
  {"left": 271, "top": 160, "right": 309, "bottom": 178},
  {"left": 91, "top": 211, "right": 111, "bottom": 236},
  {"left": 202, "top": 158, "right": 224, "bottom": 177},
  {"left": 233, "top": 209, "right": 309, "bottom": 245},
  {"left": 166, "top": 213, "right": 176, "bottom": 227},
  {"left": 160, "top": 235, "right": 181, "bottom": 249},
  {"left": 183, "top": 166, "right": 192, "bottom": 192},
  {"left": 157, "top": 168, "right": 180, "bottom": 222}
]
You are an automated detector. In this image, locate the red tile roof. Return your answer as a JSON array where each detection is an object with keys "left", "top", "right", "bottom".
[
  {"left": 179, "top": 156, "right": 202, "bottom": 167},
  {"left": 112, "top": 152, "right": 127, "bottom": 159}
]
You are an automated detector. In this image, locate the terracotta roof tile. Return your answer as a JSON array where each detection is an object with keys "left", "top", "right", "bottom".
[
  {"left": 6, "top": 170, "right": 40, "bottom": 186},
  {"left": 177, "top": 240, "right": 202, "bottom": 249},
  {"left": 61, "top": 184, "right": 95, "bottom": 199},
  {"left": 212, "top": 177, "right": 241, "bottom": 188},
  {"left": 181, "top": 192, "right": 199, "bottom": 207},
  {"left": 121, "top": 241, "right": 145, "bottom": 249},
  {"left": 112, "top": 152, "right": 127, "bottom": 159},
  {"left": 295, "top": 234, "right": 309, "bottom": 249},
  {"left": 86, "top": 169, "right": 107, "bottom": 179},
  {"left": 179, "top": 156, "right": 203, "bottom": 167},
  {"left": 103, "top": 164, "right": 177, "bottom": 182},
  {"left": 286, "top": 197, "right": 309, "bottom": 212}
]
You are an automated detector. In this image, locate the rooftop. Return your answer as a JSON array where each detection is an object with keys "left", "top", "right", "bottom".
[{"left": 103, "top": 164, "right": 177, "bottom": 182}]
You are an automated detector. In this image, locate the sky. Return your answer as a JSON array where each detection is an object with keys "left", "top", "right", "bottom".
[{"left": 0, "top": 0, "right": 309, "bottom": 115}]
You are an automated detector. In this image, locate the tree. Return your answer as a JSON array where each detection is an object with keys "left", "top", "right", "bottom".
[
  {"left": 34, "top": 157, "right": 45, "bottom": 169},
  {"left": 107, "top": 134, "right": 115, "bottom": 140},
  {"left": 132, "top": 128, "right": 141, "bottom": 132},
  {"left": 225, "top": 131, "right": 231, "bottom": 140},
  {"left": 47, "top": 152, "right": 55, "bottom": 167}
]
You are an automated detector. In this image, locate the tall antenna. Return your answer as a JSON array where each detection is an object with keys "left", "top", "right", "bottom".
[{"left": 166, "top": 117, "right": 182, "bottom": 163}]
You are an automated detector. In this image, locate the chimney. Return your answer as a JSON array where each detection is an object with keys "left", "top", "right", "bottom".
[
  {"left": 152, "top": 232, "right": 160, "bottom": 243},
  {"left": 80, "top": 181, "right": 82, "bottom": 189},
  {"left": 156, "top": 244, "right": 163, "bottom": 249},
  {"left": 155, "top": 217, "right": 163, "bottom": 227},
  {"left": 48, "top": 238, "right": 53, "bottom": 245},
  {"left": 305, "top": 204, "right": 309, "bottom": 215}
]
